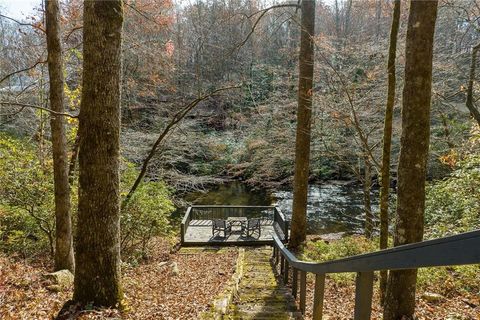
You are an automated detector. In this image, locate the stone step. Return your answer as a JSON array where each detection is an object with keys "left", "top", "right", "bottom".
[
  {"left": 225, "top": 247, "right": 302, "bottom": 320},
  {"left": 237, "top": 294, "right": 295, "bottom": 304},
  {"left": 235, "top": 303, "right": 298, "bottom": 313},
  {"left": 229, "top": 311, "right": 303, "bottom": 320}
]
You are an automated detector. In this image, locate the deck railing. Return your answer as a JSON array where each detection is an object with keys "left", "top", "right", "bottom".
[
  {"left": 272, "top": 230, "right": 480, "bottom": 320},
  {"left": 180, "top": 205, "right": 289, "bottom": 244}
]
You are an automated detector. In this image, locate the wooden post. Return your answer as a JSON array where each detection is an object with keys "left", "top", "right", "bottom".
[
  {"left": 292, "top": 268, "right": 298, "bottom": 298},
  {"left": 280, "top": 255, "right": 285, "bottom": 276},
  {"left": 312, "top": 273, "right": 326, "bottom": 320},
  {"left": 180, "top": 223, "right": 185, "bottom": 245},
  {"left": 354, "top": 271, "right": 374, "bottom": 320},
  {"left": 284, "top": 260, "right": 289, "bottom": 284},
  {"left": 299, "top": 271, "right": 307, "bottom": 314}
]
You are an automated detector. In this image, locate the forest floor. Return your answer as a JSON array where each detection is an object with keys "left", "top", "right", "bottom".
[
  {"left": 0, "top": 240, "right": 478, "bottom": 319},
  {"left": 0, "top": 239, "right": 238, "bottom": 319},
  {"left": 297, "top": 275, "right": 479, "bottom": 320}
]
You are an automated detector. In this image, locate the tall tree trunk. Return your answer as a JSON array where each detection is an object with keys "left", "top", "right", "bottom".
[
  {"left": 363, "top": 154, "right": 373, "bottom": 239},
  {"left": 289, "top": 0, "right": 315, "bottom": 249},
  {"left": 383, "top": 1, "right": 438, "bottom": 319},
  {"left": 45, "top": 0, "right": 75, "bottom": 273},
  {"left": 68, "top": 130, "right": 80, "bottom": 184},
  {"left": 375, "top": 0, "right": 382, "bottom": 39},
  {"left": 379, "top": 0, "right": 400, "bottom": 305},
  {"left": 465, "top": 43, "right": 480, "bottom": 126},
  {"left": 74, "top": 0, "right": 124, "bottom": 307}
]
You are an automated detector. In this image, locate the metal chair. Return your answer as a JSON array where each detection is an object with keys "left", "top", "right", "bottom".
[
  {"left": 212, "top": 219, "right": 231, "bottom": 237},
  {"left": 242, "top": 218, "right": 261, "bottom": 238}
]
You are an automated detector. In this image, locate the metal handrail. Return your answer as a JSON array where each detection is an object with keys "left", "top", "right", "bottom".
[
  {"left": 273, "top": 230, "right": 480, "bottom": 273},
  {"left": 272, "top": 229, "right": 480, "bottom": 319}
]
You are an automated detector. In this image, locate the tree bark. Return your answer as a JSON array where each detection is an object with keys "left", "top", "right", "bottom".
[
  {"left": 45, "top": 0, "right": 74, "bottom": 273},
  {"left": 289, "top": 0, "right": 315, "bottom": 249},
  {"left": 465, "top": 43, "right": 480, "bottom": 127},
  {"left": 68, "top": 130, "right": 80, "bottom": 184},
  {"left": 383, "top": 1, "right": 438, "bottom": 319},
  {"left": 379, "top": 0, "right": 400, "bottom": 305},
  {"left": 363, "top": 154, "right": 373, "bottom": 239},
  {"left": 375, "top": 0, "right": 382, "bottom": 39},
  {"left": 74, "top": 0, "right": 124, "bottom": 307}
]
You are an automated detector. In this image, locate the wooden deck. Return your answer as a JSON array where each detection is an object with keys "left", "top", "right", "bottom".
[
  {"left": 183, "top": 219, "right": 281, "bottom": 246},
  {"left": 180, "top": 206, "right": 289, "bottom": 246}
]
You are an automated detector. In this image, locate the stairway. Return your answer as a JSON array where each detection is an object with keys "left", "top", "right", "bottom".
[{"left": 227, "top": 247, "right": 302, "bottom": 320}]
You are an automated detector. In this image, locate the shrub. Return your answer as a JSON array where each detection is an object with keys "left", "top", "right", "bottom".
[
  {"left": 301, "top": 236, "right": 377, "bottom": 284},
  {"left": 0, "top": 133, "right": 55, "bottom": 257},
  {"left": 302, "top": 236, "right": 377, "bottom": 263},
  {"left": 425, "top": 151, "right": 480, "bottom": 238},
  {"left": 121, "top": 163, "right": 175, "bottom": 259}
]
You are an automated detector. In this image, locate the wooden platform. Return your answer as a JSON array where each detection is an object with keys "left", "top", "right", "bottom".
[{"left": 183, "top": 219, "right": 281, "bottom": 246}]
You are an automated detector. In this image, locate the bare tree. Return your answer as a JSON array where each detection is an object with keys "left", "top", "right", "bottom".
[
  {"left": 379, "top": 0, "right": 400, "bottom": 305},
  {"left": 74, "top": 0, "right": 124, "bottom": 307},
  {"left": 384, "top": 1, "right": 438, "bottom": 319},
  {"left": 290, "top": 0, "right": 316, "bottom": 249},
  {"left": 466, "top": 42, "right": 480, "bottom": 126},
  {"left": 45, "top": 0, "right": 75, "bottom": 273}
]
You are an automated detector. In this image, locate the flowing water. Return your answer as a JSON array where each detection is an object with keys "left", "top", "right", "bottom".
[{"left": 184, "top": 181, "right": 379, "bottom": 235}]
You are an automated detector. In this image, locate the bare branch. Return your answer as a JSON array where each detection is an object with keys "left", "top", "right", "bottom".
[
  {"left": 0, "top": 60, "right": 47, "bottom": 85},
  {"left": 0, "top": 101, "right": 78, "bottom": 118},
  {"left": 230, "top": 4, "right": 300, "bottom": 54},
  {"left": 122, "top": 85, "right": 241, "bottom": 207},
  {"left": 0, "top": 14, "right": 45, "bottom": 32}
]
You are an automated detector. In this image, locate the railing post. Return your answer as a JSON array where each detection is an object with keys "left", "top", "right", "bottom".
[
  {"left": 353, "top": 271, "right": 374, "bottom": 320},
  {"left": 285, "top": 220, "right": 289, "bottom": 242},
  {"left": 280, "top": 255, "right": 285, "bottom": 278},
  {"left": 312, "top": 273, "right": 326, "bottom": 320},
  {"left": 283, "top": 260, "right": 289, "bottom": 284},
  {"left": 292, "top": 268, "right": 298, "bottom": 298},
  {"left": 180, "top": 224, "right": 185, "bottom": 245},
  {"left": 299, "top": 271, "right": 307, "bottom": 314}
]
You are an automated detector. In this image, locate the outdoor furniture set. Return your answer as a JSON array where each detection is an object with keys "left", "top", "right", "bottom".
[{"left": 212, "top": 217, "right": 262, "bottom": 238}]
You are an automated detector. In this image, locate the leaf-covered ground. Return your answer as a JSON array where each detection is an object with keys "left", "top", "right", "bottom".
[
  {"left": 1, "top": 240, "right": 478, "bottom": 320},
  {"left": 294, "top": 273, "right": 480, "bottom": 320},
  {"left": 0, "top": 240, "right": 238, "bottom": 319}
]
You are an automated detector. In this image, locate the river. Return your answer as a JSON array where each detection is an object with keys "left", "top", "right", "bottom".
[{"left": 184, "top": 181, "right": 379, "bottom": 235}]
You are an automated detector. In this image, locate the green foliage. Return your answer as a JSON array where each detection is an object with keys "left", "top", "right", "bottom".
[
  {"left": 301, "top": 236, "right": 377, "bottom": 283},
  {"left": 121, "top": 162, "right": 175, "bottom": 259},
  {"left": 302, "top": 236, "right": 377, "bottom": 263},
  {"left": 417, "top": 265, "right": 480, "bottom": 296},
  {"left": 243, "top": 64, "right": 275, "bottom": 107},
  {"left": 0, "top": 133, "right": 55, "bottom": 256},
  {"left": 425, "top": 151, "right": 480, "bottom": 238}
]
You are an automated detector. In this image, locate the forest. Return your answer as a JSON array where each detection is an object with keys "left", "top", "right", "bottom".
[{"left": 0, "top": 0, "right": 479, "bottom": 319}]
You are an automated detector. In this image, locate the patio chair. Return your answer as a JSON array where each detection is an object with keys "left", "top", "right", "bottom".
[
  {"left": 242, "top": 218, "right": 261, "bottom": 238},
  {"left": 212, "top": 219, "right": 231, "bottom": 237}
]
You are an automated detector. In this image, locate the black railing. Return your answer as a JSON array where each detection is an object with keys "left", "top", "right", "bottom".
[
  {"left": 180, "top": 205, "right": 289, "bottom": 244},
  {"left": 272, "top": 230, "right": 480, "bottom": 319}
]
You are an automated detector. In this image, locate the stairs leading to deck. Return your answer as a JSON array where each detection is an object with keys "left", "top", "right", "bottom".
[{"left": 227, "top": 247, "right": 302, "bottom": 320}]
